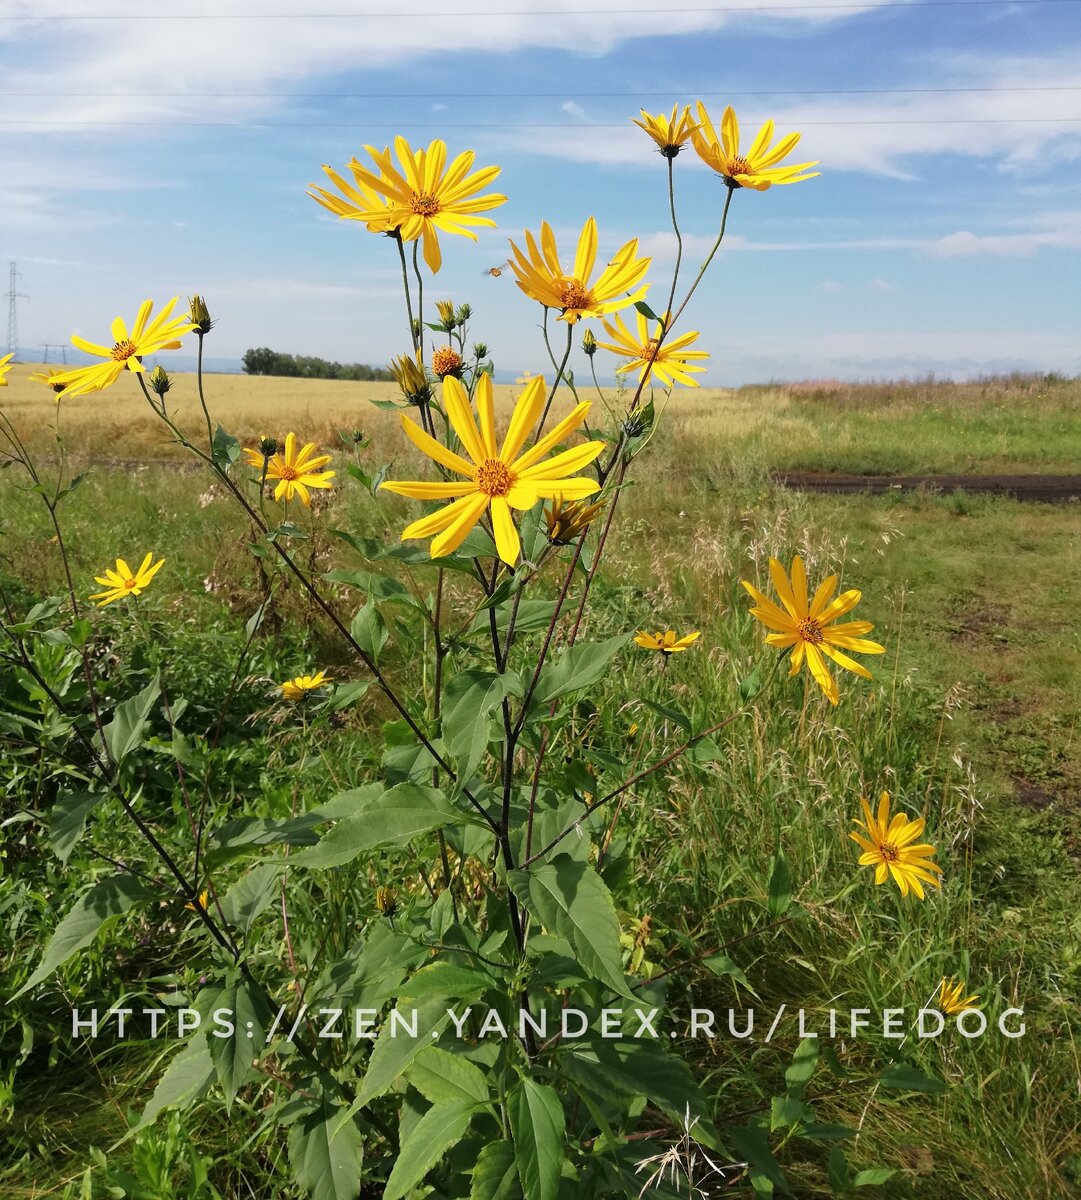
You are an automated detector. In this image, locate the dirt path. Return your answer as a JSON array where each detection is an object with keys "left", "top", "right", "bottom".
[{"left": 774, "top": 472, "right": 1081, "bottom": 503}]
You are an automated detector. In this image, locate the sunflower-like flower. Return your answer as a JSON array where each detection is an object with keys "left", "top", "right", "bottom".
[
  {"left": 89, "top": 552, "right": 165, "bottom": 607},
  {"left": 741, "top": 556, "right": 885, "bottom": 705},
  {"left": 509, "top": 217, "right": 651, "bottom": 324},
  {"left": 280, "top": 671, "right": 333, "bottom": 701},
  {"left": 48, "top": 299, "right": 196, "bottom": 398},
  {"left": 242, "top": 432, "right": 335, "bottom": 506},
  {"left": 544, "top": 496, "right": 603, "bottom": 545},
  {"left": 431, "top": 346, "right": 463, "bottom": 379},
  {"left": 30, "top": 368, "right": 68, "bottom": 396},
  {"left": 691, "top": 104, "right": 819, "bottom": 191},
  {"left": 0, "top": 352, "right": 12, "bottom": 385},
  {"left": 849, "top": 793, "right": 942, "bottom": 899},
  {"left": 345, "top": 137, "right": 506, "bottom": 272},
  {"left": 380, "top": 373, "right": 604, "bottom": 566},
  {"left": 633, "top": 105, "right": 698, "bottom": 157},
  {"left": 596, "top": 310, "right": 708, "bottom": 388},
  {"left": 308, "top": 158, "right": 401, "bottom": 234},
  {"left": 633, "top": 630, "right": 701, "bottom": 655},
  {"left": 938, "top": 977, "right": 981, "bottom": 1015}
]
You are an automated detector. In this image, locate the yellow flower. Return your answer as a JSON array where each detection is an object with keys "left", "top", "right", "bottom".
[
  {"left": 633, "top": 105, "right": 698, "bottom": 157},
  {"left": 431, "top": 346, "right": 463, "bottom": 378},
  {"left": 380, "top": 372, "right": 604, "bottom": 566},
  {"left": 30, "top": 369, "right": 68, "bottom": 395},
  {"left": 346, "top": 137, "right": 506, "bottom": 272},
  {"left": 849, "top": 792, "right": 943, "bottom": 900},
  {"left": 938, "top": 977, "right": 981, "bottom": 1015},
  {"left": 509, "top": 217, "right": 651, "bottom": 324},
  {"left": 280, "top": 671, "right": 333, "bottom": 701},
  {"left": 242, "top": 432, "right": 335, "bottom": 506},
  {"left": 596, "top": 310, "right": 708, "bottom": 388},
  {"left": 184, "top": 889, "right": 210, "bottom": 913},
  {"left": 633, "top": 630, "right": 701, "bottom": 655},
  {"left": 308, "top": 158, "right": 401, "bottom": 234},
  {"left": 741, "top": 556, "right": 885, "bottom": 705},
  {"left": 544, "top": 496, "right": 604, "bottom": 545},
  {"left": 50, "top": 298, "right": 197, "bottom": 398},
  {"left": 89, "top": 553, "right": 166, "bottom": 607},
  {"left": 691, "top": 104, "right": 820, "bottom": 191},
  {"left": 375, "top": 886, "right": 398, "bottom": 918},
  {"left": 0, "top": 352, "right": 12, "bottom": 385}
]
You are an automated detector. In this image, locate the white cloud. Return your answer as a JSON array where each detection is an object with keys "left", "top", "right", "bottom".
[
  {"left": 561, "top": 100, "right": 587, "bottom": 121},
  {"left": 819, "top": 280, "right": 843, "bottom": 293},
  {"left": 869, "top": 277, "right": 900, "bottom": 293}
]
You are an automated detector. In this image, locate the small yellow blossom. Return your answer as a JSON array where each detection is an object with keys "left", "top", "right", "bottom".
[
  {"left": 691, "top": 104, "right": 820, "bottom": 191},
  {"left": 633, "top": 630, "right": 701, "bottom": 655},
  {"left": 89, "top": 553, "right": 165, "bottom": 607},
  {"left": 849, "top": 792, "right": 943, "bottom": 900},
  {"left": 938, "top": 977, "right": 981, "bottom": 1015},
  {"left": 280, "top": 671, "right": 333, "bottom": 701},
  {"left": 242, "top": 432, "right": 335, "bottom": 506},
  {"left": 633, "top": 105, "right": 699, "bottom": 157}
]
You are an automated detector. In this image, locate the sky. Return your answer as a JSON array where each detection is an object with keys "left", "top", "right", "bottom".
[{"left": 2, "top": 0, "right": 1080, "bottom": 385}]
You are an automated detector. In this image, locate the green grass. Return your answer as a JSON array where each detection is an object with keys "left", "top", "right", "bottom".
[{"left": 1, "top": 377, "right": 1080, "bottom": 1199}]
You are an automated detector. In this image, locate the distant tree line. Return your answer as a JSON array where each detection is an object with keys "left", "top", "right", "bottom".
[{"left": 242, "top": 347, "right": 394, "bottom": 381}]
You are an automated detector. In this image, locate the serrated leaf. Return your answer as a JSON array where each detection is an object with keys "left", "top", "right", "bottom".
[
  {"left": 15, "top": 873, "right": 153, "bottom": 998},
  {"left": 353, "top": 997, "right": 452, "bottom": 1107},
  {"left": 531, "top": 635, "right": 630, "bottom": 709},
  {"left": 49, "top": 791, "right": 100, "bottom": 864},
  {"left": 218, "top": 863, "right": 281, "bottom": 936},
  {"left": 510, "top": 855, "right": 631, "bottom": 997},
  {"left": 212, "top": 424, "right": 241, "bottom": 469},
  {"left": 508, "top": 1080, "right": 565, "bottom": 1200},
  {"left": 208, "top": 979, "right": 270, "bottom": 1105},
  {"left": 103, "top": 676, "right": 161, "bottom": 764},
  {"left": 854, "top": 1168, "right": 896, "bottom": 1186},
  {"left": 292, "top": 784, "right": 466, "bottom": 869},
  {"left": 130, "top": 1036, "right": 214, "bottom": 1135},
  {"left": 471, "top": 1139, "right": 521, "bottom": 1200},
  {"left": 288, "top": 1098, "right": 364, "bottom": 1200},
  {"left": 351, "top": 598, "right": 388, "bottom": 660},
  {"left": 701, "top": 953, "right": 759, "bottom": 998},
  {"left": 442, "top": 670, "right": 519, "bottom": 779},
  {"left": 405, "top": 1046, "right": 490, "bottom": 1105},
  {"left": 384, "top": 1098, "right": 477, "bottom": 1200},
  {"left": 827, "top": 1145, "right": 851, "bottom": 1193}
]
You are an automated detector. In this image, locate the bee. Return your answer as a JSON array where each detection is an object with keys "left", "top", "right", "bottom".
[{"left": 483, "top": 260, "right": 512, "bottom": 278}]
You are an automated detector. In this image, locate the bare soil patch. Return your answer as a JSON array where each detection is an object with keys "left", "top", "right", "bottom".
[{"left": 774, "top": 472, "right": 1081, "bottom": 503}]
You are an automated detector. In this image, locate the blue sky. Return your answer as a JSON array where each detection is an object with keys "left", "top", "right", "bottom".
[{"left": 2, "top": 0, "right": 1079, "bottom": 384}]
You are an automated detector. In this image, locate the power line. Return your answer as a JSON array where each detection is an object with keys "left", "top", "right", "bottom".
[
  {"left": 3, "top": 85, "right": 1080, "bottom": 98},
  {"left": 7, "top": 263, "right": 28, "bottom": 362},
  {"left": 3, "top": 0, "right": 1077, "bottom": 15}
]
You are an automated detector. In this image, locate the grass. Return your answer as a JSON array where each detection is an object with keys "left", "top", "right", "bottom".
[{"left": 1, "top": 370, "right": 1079, "bottom": 1198}]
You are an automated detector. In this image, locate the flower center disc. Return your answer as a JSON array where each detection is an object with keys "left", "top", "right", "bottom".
[
  {"left": 279, "top": 464, "right": 299, "bottom": 481},
  {"left": 111, "top": 339, "right": 138, "bottom": 361},
  {"left": 641, "top": 338, "right": 660, "bottom": 362},
  {"left": 123, "top": 578, "right": 137, "bottom": 590},
  {"left": 475, "top": 459, "right": 514, "bottom": 497},
  {"left": 410, "top": 192, "right": 441, "bottom": 217},
  {"left": 559, "top": 280, "right": 592, "bottom": 311},
  {"left": 728, "top": 155, "right": 751, "bottom": 177},
  {"left": 880, "top": 842, "right": 900, "bottom": 863},
  {"left": 797, "top": 617, "right": 824, "bottom": 645}
]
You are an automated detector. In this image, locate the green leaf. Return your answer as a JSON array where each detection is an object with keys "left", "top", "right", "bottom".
[
  {"left": 771, "top": 1095, "right": 812, "bottom": 1131},
  {"left": 634, "top": 300, "right": 659, "bottom": 322},
  {"left": 391, "top": 959, "right": 497, "bottom": 1004},
  {"left": 405, "top": 1046, "right": 490, "bottom": 1106},
  {"left": 726, "top": 1122, "right": 790, "bottom": 1196},
  {"left": 508, "top": 1079, "right": 565, "bottom": 1200},
  {"left": 208, "top": 979, "right": 270, "bottom": 1105},
  {"left": 510, "top": 855, "right": 631, "bottom": 998},
  {"left": 531, "top": 636, "right": 630, "bottom": 709},
  {"left": 292, "top": 784, "right": 467, "bottom": 869},
  {"left": 854, "top": 1168, "right": 896, "bottom": 1187},
  {"left": 640, "top": 699, "right": 692, "bottom": 735},
  {"left": 827, "top": 1145, "right": 851, "bottom": 1194},
  {"left": 739, "top": 663, "right": 764, "bottom": 701},
  {"left": 877, "top": 1064, "right": 946, "bottom": 1093},
  {"left": 219, "top": 863, "right": 281, "bottom": 936},
  {"left": 350, "top": 598, "right": 388, "bottom": 660},
  {"left": 130, "top": 1036, "right": 214, "bottom": 1135},
  {"left": 384, "top": 1098, "right": 478, "bottom": 1200},
  {"left": 354, "top": 997, "right": 452, "bottom": 1107},
  {"left": 767, "top": 850, "right": 793, "bottom": 917},
  {"left": 212, "top": 424, "right": 241, "bottom": 470},
  {"left": 15, "top": 873, "right": 153, "bottom": 998},
  {"left": 784, "top": 1037, "right": 818, "bottom": 1094},
  {"left": 471, "top": 1140, "right": 521, "bottom": 1200},
  {"left": 49, "top": 791, "right": 100, "bottom": 864},
  {"left": 288, "top": 1098, "right": 365, "bottom": 1200},
  {"left": 103, "top": 676, "right": 161, "bottom": 764},
  {"left": 701, "top": 953, "right": 759, "bottom": 998},
  {"left": 443, "top": 670, "right": 520, "bottom": 779}
]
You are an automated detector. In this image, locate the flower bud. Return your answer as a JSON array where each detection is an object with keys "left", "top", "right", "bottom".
[
  {"left": 188, "top": 294, "right": 214, "bottom": 335},
  {"left": 351, "top": 428, "right": 365, "bottom": 445},
  {"left": 435, "top": 299, "right": 456, "bottom": 328},
  {"left": 582, "top": 328, "right": 597, "bottom": 357},
  {"left": 258, "top": 435, "right": 279, "bottom": 458},
  {"left": 473, "top": 342, "right": 488, "bottom": 359},
  {"left": 544, "top": 496, "right": 604, "bottom": 545},
  {"left": 375, "top": 886, "right": 398, "bottom": 918},
  {"left": 390, "top": 351, "right": 432, "bottom": 407},
  {"left": 455, "top": 303, "right": 471, "bottom": 325},
  {"left": 149, "top": 365, "right": 172, "bottom": 397}
]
